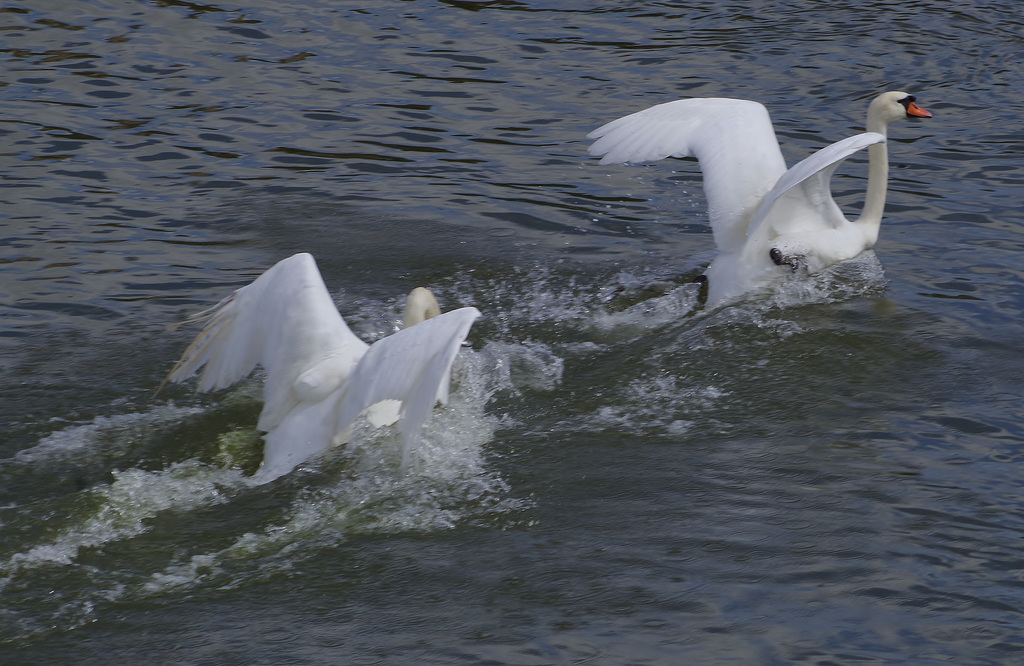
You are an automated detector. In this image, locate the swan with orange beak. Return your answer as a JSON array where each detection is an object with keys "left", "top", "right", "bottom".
[{"left": 588, "top": 91, "right": 932, "bottom": 305}]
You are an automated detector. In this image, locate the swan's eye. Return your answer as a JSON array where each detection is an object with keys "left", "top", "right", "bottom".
[{"left": 898, "top": 95, "right": 916, "bottom": 110}]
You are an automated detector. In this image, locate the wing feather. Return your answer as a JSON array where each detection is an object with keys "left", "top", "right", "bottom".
[
  {"left": 588, "top": 98, "right": 789, "bottom": 252},
  {"left": 165, "top": 253, "right": 368, "bottom": 430},
  {"left": 332, "top": 307, "right": 481, "bottom": 466},
  {"left": 746, "top": 132, "right": 885, "bottom": 242}
]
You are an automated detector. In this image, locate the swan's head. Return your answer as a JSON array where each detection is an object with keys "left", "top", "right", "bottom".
[
  {"left": 403, "top": 287, "right": 442, "bottom": 328},
  {"left": 867, "top": 91, "right": 932, "bottom": 131}
]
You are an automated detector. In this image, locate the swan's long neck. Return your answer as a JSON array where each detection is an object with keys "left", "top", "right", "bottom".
[{"left": 858, "top": 113, "right": 890, "bottom": 237}]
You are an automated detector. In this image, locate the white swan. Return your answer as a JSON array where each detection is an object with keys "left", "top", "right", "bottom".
[
  {"left": 164, "top": 253, "right": 480, "bottom": 483},
  {"left": 587, "top": 91, "right": 931, "bottom": 304}
]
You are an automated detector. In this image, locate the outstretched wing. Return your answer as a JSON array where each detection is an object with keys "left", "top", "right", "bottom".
[
  {"left": 165, "top": 252, "right": 367, "bottom": 431},
  {"left": 332, "top": 306, "right": 481, "bottom": 466},
  {"left": 746, "top": 132, "right": 885, "bottom": 242},
  {"left": 587, "top": 98, "right": 789, "bottom": 253}
]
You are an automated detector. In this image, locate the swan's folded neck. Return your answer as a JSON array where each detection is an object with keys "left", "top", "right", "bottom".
[{"left": 404, "top": 287, "right": 442, "bottom": 328}]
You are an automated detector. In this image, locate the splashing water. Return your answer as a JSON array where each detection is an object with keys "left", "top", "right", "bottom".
[
  {"left": 0, "top": 332, "right": 562, "bottom": 640},
  {"left": 0, "top": 253, "right": 886, "bottom": 643}
]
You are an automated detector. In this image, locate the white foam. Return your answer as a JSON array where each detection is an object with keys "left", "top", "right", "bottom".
[
  {"left": 1, "top": 461, "right": 247, "bottom": 579},
  {"left": 762, "top": 250, "right": 888, "bottom": 310},
  {"left": 12, "top": 404, "right": 204, "bottom": 464},
  {"left": 474, "top": 340, "right": 565, "bottom": 395},
  {"left": 594, "top": 283, "right": 702, "bottom": 335},
  {"left": 576, "top": 374, "right": 727, "bottom": 436}
]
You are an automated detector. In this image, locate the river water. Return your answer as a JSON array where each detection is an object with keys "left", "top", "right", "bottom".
[{"left": 3, "top": 0, "right": 1024, "bottom": 663}]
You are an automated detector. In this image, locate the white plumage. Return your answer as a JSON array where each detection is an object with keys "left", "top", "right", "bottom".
[
  {"left": 165, "top": 253, "right": 480, "bottom": 483},
  {"left": 588, "top": 91, "right": 931, "bottom": 304}
]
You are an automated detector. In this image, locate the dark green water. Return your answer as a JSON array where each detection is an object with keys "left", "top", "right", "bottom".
[{"left": 3, "top": 1, "right": 1024, "bottom": 663}]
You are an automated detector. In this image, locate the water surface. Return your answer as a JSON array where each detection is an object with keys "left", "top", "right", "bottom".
[{"left": 3, "top": 1, "right": 1024, "bottom": 663}]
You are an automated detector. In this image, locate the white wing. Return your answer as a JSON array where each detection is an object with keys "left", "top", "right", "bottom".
[
  {"left": 165, "top": 252, "right": 368, "bottom": 431},
  {"left": 746, "top": 132, "right": 885, "bottom": 242},
  {"left": 587, "top": 98, "right": 788, "bottom": 252},
  {"left": 332, "top": 306, "right": 481, "bottom": 466}
]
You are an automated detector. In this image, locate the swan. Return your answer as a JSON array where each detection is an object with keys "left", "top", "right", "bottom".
[
  {"left": 587, "top": 91, "right": 931, "bottom": 304},
  {"left": 164, "top": 252, "right": 480, "bottom": 483}
]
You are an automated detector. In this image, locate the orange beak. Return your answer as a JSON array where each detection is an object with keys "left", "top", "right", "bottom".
[{"left": 906, "top": 101, "right": 932, "bottom": 118}]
